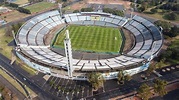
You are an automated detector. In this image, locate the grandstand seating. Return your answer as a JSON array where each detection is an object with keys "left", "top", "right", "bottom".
[
  {"left": 63, "top": 12, "right": 128, "bottom": 27},
  {"left": 16, "top": 11, "right": 163, "bottom": 72},
  {"left": 17, "top": 11, "right": 65, "bottom": 46},
  {"left": 124, "top": 15, "right": 163, "bottom": 59}
]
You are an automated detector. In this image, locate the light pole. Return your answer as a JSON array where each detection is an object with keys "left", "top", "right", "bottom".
[
  {"left": 130, "top": 8, "right": 134, "bottom": 19},
  {"left": 58, "top": 3, "right": 62, "bottom": 17}
]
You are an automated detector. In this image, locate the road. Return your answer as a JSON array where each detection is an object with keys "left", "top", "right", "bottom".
[
  {"left": 85, "top": 69, "right": 179, "bottom": 100},
  {"left": 0, "top": 53, "right": 61, "bottom": 100},
  {"left": 0, "top": 75, "right": 26, "bottom": 99}
]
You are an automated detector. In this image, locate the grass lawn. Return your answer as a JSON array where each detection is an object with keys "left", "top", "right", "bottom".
[
  {"left": 14, "top": 0, "right": 29, "bottom": 5},
  {"left": 1, "top": 10, "right": 28, "bottom": 23},
  {"left": 16, "top": 58, "right": 37, "bottom": 76},
  {"left": 53, "top": 25, "right": 123, "bottom": 53},
  {"left": 24, "top": 2, "right": 56, "bottom": 13},
  {"left": 144, "top": 9, "right": 179, "bottom": 22},
  {"left": 0, "top": 28, "right": 36, "bottom": 75},
  {"left": 0, "top": 28, "right": 13, "bottom": 58}
]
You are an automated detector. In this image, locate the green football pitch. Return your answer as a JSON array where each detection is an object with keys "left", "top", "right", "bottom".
[{"left": 53, "top": 25, "right": 123, "bottom": 53}]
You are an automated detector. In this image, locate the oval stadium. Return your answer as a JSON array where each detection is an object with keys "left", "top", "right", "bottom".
[{"left": 15, "top": 10, "right": 163, "bottom": 80}]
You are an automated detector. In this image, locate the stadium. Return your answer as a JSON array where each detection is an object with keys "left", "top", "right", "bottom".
[{"left": 15, "top": 10, "right": 163, "bottom": 80}]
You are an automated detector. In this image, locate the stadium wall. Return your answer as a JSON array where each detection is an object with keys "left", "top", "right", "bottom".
[
  {"left": 16, "top": 51, "right": 150, "bottom": 80},
  {"left": 119, "top": 28, "right": 125, "bottom": 54},
  {"left": 16, "top": 52, "right": 51, "bottom": 74}
]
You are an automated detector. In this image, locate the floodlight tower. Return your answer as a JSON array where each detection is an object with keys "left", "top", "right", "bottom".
[
  {"left": 58, "top": 3, "right": 62, "bottom": 17},
  {"left": 64, "top": 30, "right": 73, "bottom": 78},
  {"left": 130, "top": 8, "right": 134, "bottom": 19}
]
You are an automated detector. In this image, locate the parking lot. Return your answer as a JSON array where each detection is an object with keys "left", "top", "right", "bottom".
[
  {"left": 158, "top": 65, "right": 179, "bottom": 75},
  {"left": 33, "top": 75, "right": 93, "bottom": 99}
]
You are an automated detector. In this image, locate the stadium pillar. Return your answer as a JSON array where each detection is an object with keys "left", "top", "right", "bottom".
[{"left": 64, "top": 30, "right": 73, "bottom": 78}]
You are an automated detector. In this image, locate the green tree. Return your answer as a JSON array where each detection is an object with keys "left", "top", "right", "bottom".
[
  {"left": 138, "top": 83, "right": 152, "bottom": 100},
  {"left": 73, "top": 10, "right": 80, "bottom": 13},
  {"left": 5, "top": 25, "right": 12, "bottom": 37},
  {"left": 117, "top": 70, "right": 132, "bottom": 84},
  {"left": 146, "top": 64, "right": 156, "bottom": 76},
  {"left": 12, "top": 22, "right": 23, "bottom": 34},
  {"left": 87, "top": 72, "right": 104, "bottom": 90},
  {"left": 117, "top": 70, "right": 125, "bottom": 84},
  {"left": 153, "top": 79, "right": 167, "bottom": 97},
  {"left": 154, "top": 20, "right": 173, "bottom": 37},
  {"left": 166, "top": 12, "right": 178, "bottom": 20},
  {"left": 125, "top": 74, "right": 132, "bottom": 81},
  {"left": 157, "top": 59, "right": 165, "bottom": 69},
  {"left": 103, "top": 8, "right": 124, "bottom": 16},
  {"left": 169, "top": 25, "right": 179, "bottom": 37},
  {"left": 81, "top": 8, "right": 93, "bottom": 12},
  {"left": 150, "top": 8, "right": 157, "bottom": 14}
]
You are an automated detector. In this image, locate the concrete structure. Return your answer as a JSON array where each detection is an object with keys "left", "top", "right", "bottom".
[
  {"left": 64, "top": 30, "right": 73, "bottom": 78},
  {"left": 15, "top": 10, "right": 163, "bottom": 80}
]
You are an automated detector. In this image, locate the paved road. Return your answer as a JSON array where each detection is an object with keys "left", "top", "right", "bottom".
[
  {"left": 0, "top": 53, "right": 61, "bottom": 100},
  {"left": 151, "top": 89, "right": 179, "bottom": 100},
  {"left": 0, "top": 75, "right": 26, "bottom": 99},
  {"left": 85, "top": 70, "right": 179, "bottom": 100}
]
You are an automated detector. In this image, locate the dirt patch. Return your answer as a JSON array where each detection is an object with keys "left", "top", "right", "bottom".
[
  {"left": 122, "top": 28, "right": 134, "bottom": 53},
  {"left": 69, "top": 1, "right": 87, "bottom": 10},
  {"left": 43, "top": 24, "right": 66, "bottom": 45},
  {"left": 1, "top": 10, "right": 28, "bottom": 23},
  {"left": 87, "top": 0, "right": 131, "bottom": 10}
]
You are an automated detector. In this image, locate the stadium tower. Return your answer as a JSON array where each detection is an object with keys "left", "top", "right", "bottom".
[{"left": 64, "top": 30, "right": 73, "bottom": 78}]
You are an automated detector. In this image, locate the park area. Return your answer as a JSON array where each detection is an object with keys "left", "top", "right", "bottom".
[
  {"left": 53, "top": 25, "right": 123, "bottom": 53},
  {"left": 24, "top": 2, "right": 56, "bottom": 13},
  {"left": 14, "top": 0, "right": 29, "bottom": 5}
]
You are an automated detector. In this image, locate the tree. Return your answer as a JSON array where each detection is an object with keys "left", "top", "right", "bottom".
[
  {"left": 81, "top": 8, "right": 93, "bottom": 12},
  {"left": 17, "top": 7, "right": 31, "bottom": 14},
  {"left": 12, "top": 22, "right": 23, "bottom": 34},
  {"left": 87, "top": 72, "right": 104, "bottom": 90},
  {"left": 166, "top": 12, "right": 178, "bottom": 20},
  {"left": 154, "top": 20, "right": 174, "bottom": 37},
  {"left": 5, "top": 25, "right": 12, "bottom": 37},
  {"left": 169, "top": 25, "right": 179, "bottom": 37},
  {"left": 154, "top": 20, "right": 172, "bottom": 32},
  {"left": 117, "top": 70, "right": 132, "bottom": 84},
  {"left": 153, "top": 79, "right": 167, "bottom": 97},
  {"left": 146, "top": 64, "right": 156, "bottom": 76},
  {"left": 28, "top": 0, "right": 43, "bottom": 4},
  {"left": 117, "top": 70, "right": 125, "bottom": 84},
  {"left": 125, "top": 74, "right": 132, "bottom": 81},
  {"left": 138, "top": 83, "right": 152, "bottom": 100},
  {"left": 150, "top": 8, "right": 157, "bottom": 14},
  {"left": 138, "top": 6, "right": 146, "bottom": 12},
  {"left": 155, "top": 59, "right": 165, "bottom": 69},
  {"left": 103, "top": 8, "right": 124, "bottom": 16},
  {"left": 73, "top": 10, "right": 80, "bottom": 13}
]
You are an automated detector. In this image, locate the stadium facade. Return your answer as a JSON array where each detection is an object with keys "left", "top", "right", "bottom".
[{"left": 15, "top": 10, "right": 163, "bottom": 80}]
